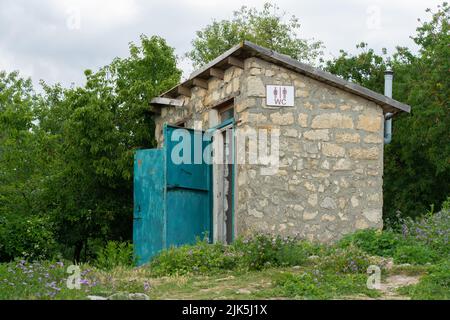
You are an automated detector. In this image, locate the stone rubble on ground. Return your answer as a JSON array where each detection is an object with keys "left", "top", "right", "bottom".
[{"left": 87, "top": 292, "right": 150, "bottom": 300}]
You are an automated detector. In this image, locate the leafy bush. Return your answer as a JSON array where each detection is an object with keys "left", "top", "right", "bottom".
[
  {"left": 393, "top": 245, "right": 438, "bottom": 265},
  {"left": 338, "top": 229, "right": 402, "bottom": 257},
  {"left": 318, "top": 245, "right": 373, "bottom": 274},
  {"left": 0, "top": 259, "right": 102, "bottom": 299},
  {"left": 149, "top": 239, "right": 239, "bottom": 276},
  {"left": 0, "top": 215, "right": 57, "bottom": 262},
  {"left": 233, "top": 234, "right": 320, "bottom": 270},
  {"left": 272, "top": 269, "right": 378, "bottom": 299},
  {"left": 398, "top": 260, "right": 450, "bottom": 299},
  {"left": 402, "top": 207, "right": 449, "bottom": 257},
  {"left": 149, "top": 234, "right": 323, "bottom": 276},
  {"left": 341, "top": 205, "right": 449, "bottom": 264},
  {"left": 95, "top": 241, "right": 134, "bottom": 270}
]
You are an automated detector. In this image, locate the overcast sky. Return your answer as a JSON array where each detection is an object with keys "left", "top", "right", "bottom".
[{"left": 0, "top": 0, "right": 442, "bottom": 89}]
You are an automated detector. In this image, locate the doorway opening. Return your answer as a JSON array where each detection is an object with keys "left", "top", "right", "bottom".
[{"left": 211, "top": 104, "right": 235, "bottom": 244}]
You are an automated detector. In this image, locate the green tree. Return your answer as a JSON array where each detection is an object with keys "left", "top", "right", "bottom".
[
  {"left": 187, "top": 2, "right": 323, "bottom": 67},
  {"left": 384, "top": 3, "right": 450, "bottom": 220},
  {"left": 326, "top": 3, "right": 450, "bottom": 220},
  {"left": 34, "top": 35, "right": 181, "bottom": 261},
  {"left": 325, "top": 42, "right": 388, "bottom": 95},
  {"left": 0, "top": 71, "right": 59, "bottom": 261}
]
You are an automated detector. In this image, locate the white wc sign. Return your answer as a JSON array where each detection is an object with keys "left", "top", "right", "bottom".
[{"left": 266, "top": 85, "right": 295, "bottom": 107}]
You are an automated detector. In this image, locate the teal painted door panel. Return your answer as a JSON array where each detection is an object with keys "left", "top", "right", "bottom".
[
  {"left": 133, "top": 149, "right": 165, "bottom": 265},
  {"left": 166, "top": 188, "right": 210, "bottom": 246},
  {"left": 165, "top": 125, "right": 212, "bottom": 246},
  {"left": 133, "top": 125, "right": 212, "bottom": 265},
  {"left": 165, "top": 125, "right": 210, "bottom": 191}
]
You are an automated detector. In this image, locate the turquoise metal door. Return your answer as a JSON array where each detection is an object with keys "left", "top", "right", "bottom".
[
  {"left": 133, "top": 149, "right": 165, "bottom": 265},
  {"left": 133, "top": 125, "right": 212, "bottom": 265},
  {"left": 164, "top": 125, "right": 212, "bottom": 246}
]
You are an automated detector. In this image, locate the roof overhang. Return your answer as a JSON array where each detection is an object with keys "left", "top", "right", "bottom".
[{"left": 151, "top": 41, "right": 411, "bottom": 114}]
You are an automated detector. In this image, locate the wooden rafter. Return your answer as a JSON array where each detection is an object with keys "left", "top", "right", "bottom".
[
  {"left": 227, "top": 57, "right": 244, "bottom": 69},
  {"left": 192, "top": 78, "right": 208, "bottom": 90},
  {"left": 209, "top": 68, "right": 224, "bottom": 80},
  {"left": 150, "top": 97, "right": 184, "bottom": 107},
  {"left": 177, "top": 86, "right": 191, "bottom": 97}
]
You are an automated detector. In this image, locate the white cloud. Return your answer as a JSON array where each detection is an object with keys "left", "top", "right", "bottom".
[{"left": 0, "top": 0, "right": 443, "bottom": 88}]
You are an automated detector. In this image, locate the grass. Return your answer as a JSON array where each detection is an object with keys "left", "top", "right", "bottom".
[
  {"left": 0, "top": 208, "right": 448, "bottom": 300},
  {"left": 0, "top": 249, "right": 435, "bottom": 300}
]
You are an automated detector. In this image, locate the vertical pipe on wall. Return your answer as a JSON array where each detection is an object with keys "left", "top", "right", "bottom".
[{"left": 384, "top": 67, "right": 394, "bottom": 144}]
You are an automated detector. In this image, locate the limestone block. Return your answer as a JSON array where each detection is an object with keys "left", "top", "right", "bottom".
[
  {"left": 283, "top": 128, "right": 298, "bottom": 137},
  {"left": 303, "top": 129, "right": 330, "bottom": 141},
  {"left": 265, "top": 69, "right": 275, "bottom": 77},
  {"left": 249, "top": 68, "right": 262, "bottom": 76},
  {"left": 296, "top": 90, "right": 309, "bottom": 98},
  {"left": 321, "top": 214, "right": 336, "bottom": 222},
  {"left": 357, "top": 115, "right": 382, "bottom": 132},
  {"left": 349, "top": 147, "right": 379, "bottom": 160},
  {"left": 311, "top": 113, "right": 354, "bottom": 129},
  {"left": 322, "top": 143, "right": 345, "bottom": 157},
  {"left": 319, "top": 103, "right": 336, "bottom": 109},
  {"left": 247, "top": 76, "right": 265, "bottom": 97},
  {"left": 270, "top": 112, "right": 294, "bottom": 125},
  {"left": 320, "top": 197, "right": 337, "bottom": 209},
  {"left": 236, "top": 98, "right": 256, "bottom": 113},
  {"left": 308, "top": 194, "right": 318, "bottom": 206},
  {"left": 355, "top": 219, "right": 369, "bottom": 229},
  {"left": 335, "top": 132, "right": 360, "bottom": 143},
  {"left": 333, "top": 158, "right": 352, "bottom": 171},
  {"left": 351, "top": 196, "right": 359, "bottom": 207},
  {"left": 303, "top": 211, "right": 318, "bottom": 220},
  {"left": 249, "top": 208, "right": 263, "bottom": 218},
  {"left": 363, "top": 209, "right": 382, "bottom": 223},
  {"left": 298, "top": 113, "right": 309, "bottom": 127},
  {"left": 364, "top": 134, "right": 383, "bottom": 144}
]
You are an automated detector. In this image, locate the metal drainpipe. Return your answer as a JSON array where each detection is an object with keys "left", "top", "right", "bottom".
[{"left": 384, "top": 67, "right": 394, "bottom": 144}]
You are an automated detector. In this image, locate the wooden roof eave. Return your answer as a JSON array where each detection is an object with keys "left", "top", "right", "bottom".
[{"left": 153, "top": 40, "right": 411, "bottom": 114}]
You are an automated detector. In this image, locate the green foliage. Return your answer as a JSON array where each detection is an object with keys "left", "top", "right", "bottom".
[
  {"left": 149, "top": 238, "right": 239, "bottom": 276},
  {"left": 0, "top": 35, "right": 180, "bottom": 263},
  {"left": 0, "top": 215, "right": 57, "bottom": 261},
  {"left": 338, "top": 229, "right": 403, "bottom": 257},
  {"left": 398, "top": 260, "right": 450, "bottom": 299},
  {"left": 149, "top": 234, "right": 322, "bottom": 276},
  {"left": 401, "top": 206, "right": 450, "bottom": 257},
  {"left": 340, "top": 207, "right": 449, "bottom": 265},
  {"left": 95, "top": 241, "right": 135, "bottom": 270},
  {"left": 0, "top": 259, "right": 102, "bottom": 300},
  {"left": 318, "top": 245, "right": 373, "bottom": 274},
  {"left": 0, "top": 72, "right": 56, "bottom": 261},
  {"left": 233, "top": 234, "right": 320, "bottom": 270},
  {"left": 325, "top": 42, "right": 387, "bottom": 94},
  {"left": 326, "top": 3, "right": 450, "bottom": 221},
  {"left": 272, "top": 270, "right": 379, "bottom": 299},
  {"left": 30, "top": 35, "right": 179, "bottom": 262},
  {"left": 393, "top": 245, "right": 437, "bottom": 265},
  {"left": 383, "top": 3, "right": 450, "bottom": 218},
  {"left": 187, "top": 2, "right": 323, "bottom": 67}
]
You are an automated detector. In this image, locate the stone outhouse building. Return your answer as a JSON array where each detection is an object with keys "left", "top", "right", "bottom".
[{"left": 136, "top": 41, "right": 410, "bottom": 262}]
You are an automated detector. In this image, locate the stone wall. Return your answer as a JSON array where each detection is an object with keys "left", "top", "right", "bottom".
[
  {"left": 154, "top": 66, "right": 243, "bottom": 146},
  {"left": 154, "top": 56, "right": 385, "bottom": 243}
]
